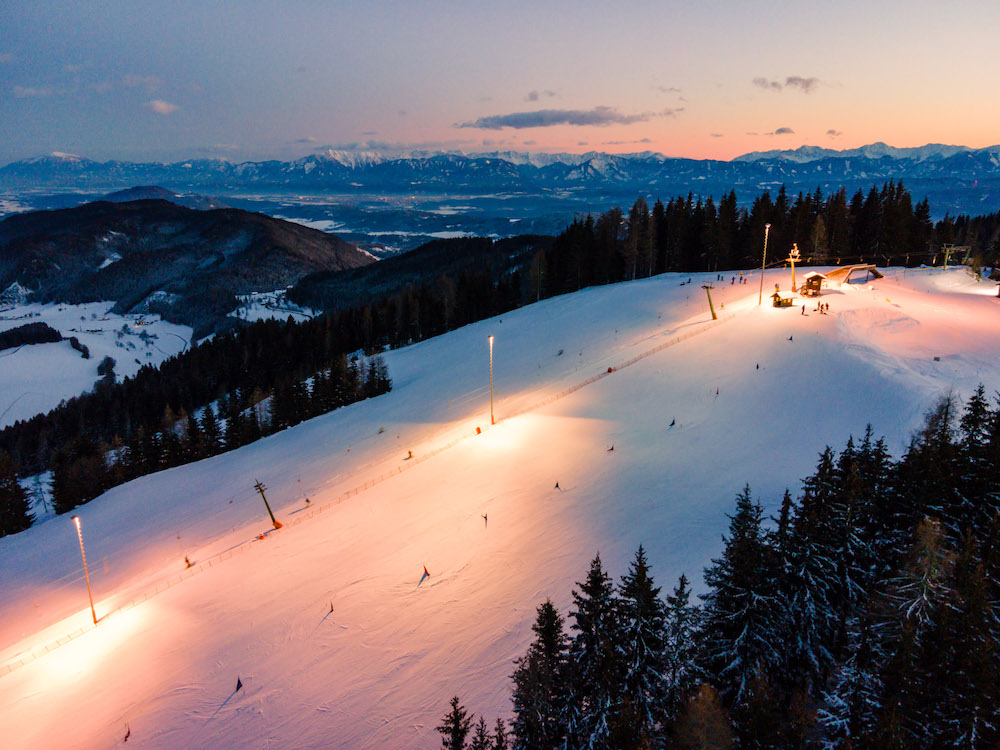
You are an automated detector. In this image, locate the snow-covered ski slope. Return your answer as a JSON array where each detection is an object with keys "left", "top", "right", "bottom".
[{"left": 1, "top": 267, "right": 998, "bottom": 749}]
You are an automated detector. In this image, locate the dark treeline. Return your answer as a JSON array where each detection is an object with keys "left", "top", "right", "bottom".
[
  {"left": 444, "top": 388, "right": 1000, "bottom": 749},
  {"left": 537, "top": 182, "right": 1000, "bottom": 298},
  {"left": 0, "top": 321, "right": 62, "bottom": 351},
  {"left": 42, "top": 353, "right": 390, "bottom": 518}
]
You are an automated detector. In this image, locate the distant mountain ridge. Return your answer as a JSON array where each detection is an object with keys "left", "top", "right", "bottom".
[
  {"left": 2, "top": 143, "right": 1000, "bottom": 216},
  {"left": 0, "top": 199, "right": 372, "bottom": 336},
  {"left": 103, "top": 185, "right": 230, "bottom": 211}
]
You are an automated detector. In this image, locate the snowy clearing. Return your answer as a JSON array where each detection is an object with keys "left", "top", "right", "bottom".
[
  {"left": 0, "top": 266, "right": 997, "bottom": 749},
  {"left": 0, "top": 302, "right": 191, "bottom": 428}
]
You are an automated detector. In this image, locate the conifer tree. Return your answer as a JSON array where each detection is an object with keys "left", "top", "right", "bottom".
[
  {"left": 617, "top": 545, "right": 668, "bottom": 745},
  {"left": 700, "top": 486, "right": 782, "bottom": 705},
  {"left": 470, "top": 716, "right": 491, "bottom": 750},
  {"left": 0, "top": 450, "right": 32, "bottom": 536},
  {"left": 50, "top": 435, "right": 109, "bottom": 514},
  {"left": 492, "top": 718, "right": 508, "bottom": 750},
  {"left": 510, "top": 599, "right": 567, "bottom": 749},
  {"left": 565, "top": 553, "right": 622, "bottom": 749},
  {"left": 818, "top": 617, "right": 883, "bottom": 748},
  {"left": 200, "top": 404, "right": 221, "bottom": 455},
  {"left": 956, "top": 385, "right": 995, "bottom": 524},
  {"left": 664, "top": 574, "right": 701, "bottom": 721},
  {"left": 923, "top": 531, "right": 999, "bottom": 746},
  {"left": 893, "top": 396, "right": 961, "bottom": 538},
  {"left": 437, "top": 696, "right": 473, "bottom": 750}
]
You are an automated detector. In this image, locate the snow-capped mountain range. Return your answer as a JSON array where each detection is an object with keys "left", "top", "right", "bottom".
[{"left": 2, "top": 143, "right": 1000, "bottom": 216}]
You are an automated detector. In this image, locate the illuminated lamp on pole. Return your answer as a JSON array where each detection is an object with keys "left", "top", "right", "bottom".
[
  {"left": 488, "top": 335, "right": 495, "bottom": 425},
  {"left": 758, "top": 223, "right": 771, "bottom": 305},
  {"left": 72, "top": 516, "right": 98, "bottom": 625}
]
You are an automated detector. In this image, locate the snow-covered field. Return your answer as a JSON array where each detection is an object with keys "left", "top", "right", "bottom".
[
  {"left": 0, "top": 266, "right": 997, "bottom": 749},
  {"left": 230, "top": 291, "right": 317, "bottom": 324},
  {"left": 0, "top": 302, "right": 191, "bottom": 428}
]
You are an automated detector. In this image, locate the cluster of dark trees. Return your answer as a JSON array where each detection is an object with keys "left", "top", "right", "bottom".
[
  {"left": 44, "top": 353, "right": 389, "bottom": 517},
  {"left": 442, "top": 388, "right": 1000, "bottom": 749},
  {"left": 0, "top": 321, "right": 61, "bottom": 351},
  {"left": 537, "top": 181, "right": 1000, "bottom": 299}
]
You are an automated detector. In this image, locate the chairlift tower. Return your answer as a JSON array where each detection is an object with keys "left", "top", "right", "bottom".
[{"left": 786, "top": 243, "right": 801, "bottom": 292}]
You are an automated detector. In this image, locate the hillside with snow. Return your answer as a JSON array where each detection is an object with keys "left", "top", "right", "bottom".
[
  {"left": 0, "top": 266, "right": 998, "bottom": 749},
  {"left": 0, "top": 302, "right": 191, "bottom": 428}
]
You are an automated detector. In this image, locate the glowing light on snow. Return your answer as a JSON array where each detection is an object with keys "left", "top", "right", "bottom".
[{"left": 33, "top": 606, "right": 150, "bottom": 687}]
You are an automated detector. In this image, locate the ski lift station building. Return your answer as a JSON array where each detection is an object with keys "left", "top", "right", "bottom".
[
  {"left": 800, "top": 272, "right": 827, "bottom": 297},
  {"left": 771, "top": 290, "right": 797, "bottom": 307}
]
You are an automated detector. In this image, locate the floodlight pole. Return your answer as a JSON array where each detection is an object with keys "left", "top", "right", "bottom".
[
  {"left": 488, "top": 335, "right": 495, "bottom": 425},
  {"left": 758, "top": 223, "right": 771, "bottom": 305},
  {"left": 702, "top": 284, "right": 718, "bottom": 320},
  {"left": 72, "top": 516, "right": 98, "bottom": 625}
]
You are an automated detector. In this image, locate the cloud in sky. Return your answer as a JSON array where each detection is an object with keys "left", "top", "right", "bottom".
[
  {"left": 654, "top": 85, "right": 681, "bottom": 94},
  {"left": 785, "top": 76, "right": 820, "bottom": 93},
  {"left": 710, "top": 133, "right": 724, "bottom": 138},
  {"left": 294, "top": 136, "right": 318, "bottom": 144},
  {"left": 146, "top": 99, "right": 179, "bottom": 115},
  {"left": 525, "top": 89, "right": 556, "bottom": 102},
  {"left": 13, "top": 86, "right": 55, "bottom": 98},
  {"left": 753, "top": 76, "right": 820, "bottom": 93},
  {"left": 0, "top": 53, "right": 12, "bottom": 63},
  {"left": 601, "top": 138, "right": 653, "bottom": 145},
  {"left": 768, "top": 127, "right": 795, "bottom": 135},
  {"left": 457, "top": 106, "right": 681, "bottom": 130},
  {"left": 827, "top": 128, "right": 843, "bottom": 137}
]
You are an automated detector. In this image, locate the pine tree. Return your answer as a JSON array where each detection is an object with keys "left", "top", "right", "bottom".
[
  {"left": 510, "top": 599, "right": 567, "bottom": 749},
  {"left": 492, "top": 718, "right": 508, "bottom": 750},
  {"left": 617, "top": 545, "right": 668, "bottom": 744},
  {"left": 956, "top": 385, "right": 995, "bottom": 525},
  {"left": 565, "top": 554, "right": 622, "bottom": 749},
  {"left": 818, "top": 617, "right": 884, "bottom": 748},
  {"left": 50, "top": 435, "right": 109, "bottom": 514},
  {"left": 200, "top": 404, "right": 221, "bottom": 455},
  {"left": 664, "top": 574, "right": 701, "bottom": 721},
  {"left": 893, "top": 396, "right": 961, "bottom": 539},
  {"left": 437, "top": 696, "right": 473, "bottom": 750},
  {"left": 872, "top": 517, "right": 957, "bottom": 745},
  {"left": 470, "top": 716, "right": 491, "bottom": 750},
  {"left": 0, "top": 450, "right": 32, "bottom": 536},
  {"left": 700, "top": 485, "right": 782, "bottom": 705},
  {"left": 926, "top": 532, "right": 1000, "bottom": 746}
]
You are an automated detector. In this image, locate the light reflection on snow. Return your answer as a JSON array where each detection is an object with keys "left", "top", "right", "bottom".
[{"left": 34, "top": 606, "right": 149, "bottom": 687}]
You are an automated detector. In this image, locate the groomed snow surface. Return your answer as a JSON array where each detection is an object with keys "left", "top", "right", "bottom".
[{"left": 1, "top": 267, "right": 998, "bottom": 749}]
